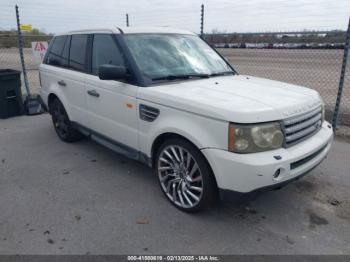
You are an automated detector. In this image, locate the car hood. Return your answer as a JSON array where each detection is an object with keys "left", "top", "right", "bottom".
[{"left": 137, "top": 75, "right": 322, "bottom": 123}]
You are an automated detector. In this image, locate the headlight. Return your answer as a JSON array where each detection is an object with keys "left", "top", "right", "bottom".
[{"left": 228, "top": 122, "right": 284, "bottom": 153}]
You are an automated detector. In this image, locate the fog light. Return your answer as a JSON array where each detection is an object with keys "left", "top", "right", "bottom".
[{"left": 273, "top": 168, "right": 281, "bottom": 180}]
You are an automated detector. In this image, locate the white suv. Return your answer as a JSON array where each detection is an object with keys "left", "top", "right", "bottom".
[{"left": 40, "top": 27, "right": 333, "bottom": 212}]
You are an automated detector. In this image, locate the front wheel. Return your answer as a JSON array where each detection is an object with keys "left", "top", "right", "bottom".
[{"left": 155, "top": 138, "right": 217, "bottom": 212}]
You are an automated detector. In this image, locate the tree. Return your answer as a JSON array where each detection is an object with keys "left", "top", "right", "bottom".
[{"left": 29, "top": 28, "right": 46, "bottom": 35}]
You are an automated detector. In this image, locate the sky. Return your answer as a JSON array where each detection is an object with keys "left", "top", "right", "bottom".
[{"left": 0, "top": 0, "right": 349, "bottom": 34}]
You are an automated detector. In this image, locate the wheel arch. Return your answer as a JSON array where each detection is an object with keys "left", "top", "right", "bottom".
[
  {"left": 47, "top": 92, "right": 72, "bottom": 118},
  {"left": 151, "top": 132, "right": 196, "bottom": 164},
  {"left": 151, "top": 132, "right": 218, "bottom": 189},
  {"left": 47, "top": 93, "right": 58, "bottom": 113}
]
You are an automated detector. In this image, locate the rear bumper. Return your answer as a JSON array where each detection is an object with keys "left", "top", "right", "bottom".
[{"left": 201, "top": 121, "right": 333, "bottom": 199}]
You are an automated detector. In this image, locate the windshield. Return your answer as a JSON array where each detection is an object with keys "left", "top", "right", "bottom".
[{"left": 123, "top": 34, "right": 233, "bottom": 81}]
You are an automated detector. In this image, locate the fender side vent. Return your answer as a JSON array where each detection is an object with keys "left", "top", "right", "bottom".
[{"left": 139, "top": 104, "right": 159, "bottom": 122}]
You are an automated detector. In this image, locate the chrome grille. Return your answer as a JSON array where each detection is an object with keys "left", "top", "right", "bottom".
[{"left": 283, "top": 106, "right": 322, "bottom": 147}]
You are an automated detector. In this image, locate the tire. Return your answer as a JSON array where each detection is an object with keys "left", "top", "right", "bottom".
[
  {"left": 154, "top": 138, "right": 218, "bottom": 212},
  {"left": 50, "top": 98, "right": 83, "bottom": 142}
]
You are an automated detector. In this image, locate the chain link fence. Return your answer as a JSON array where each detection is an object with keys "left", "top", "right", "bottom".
[
  {"left": 340, "top": 68, "right": 350, "bottom": 126},
  {"left": 0, "top": 34, "right": 52, "bottom": 95},
  {"left": 213, "top": 44, "right": 350, "bottom": 125},
  {"left": 0, "top": 4, "right": 349, "bottom": 128}
]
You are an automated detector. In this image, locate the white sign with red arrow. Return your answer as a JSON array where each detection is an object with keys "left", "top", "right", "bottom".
[{"left": 31, "top": 41, "right": 48, "bottom": 62}]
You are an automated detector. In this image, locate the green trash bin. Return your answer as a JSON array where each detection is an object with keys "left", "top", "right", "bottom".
[{"left": 0, "top": 69, "right": 24, "bottom": 119}]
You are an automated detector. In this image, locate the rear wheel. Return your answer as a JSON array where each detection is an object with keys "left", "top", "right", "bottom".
[
  {"left": 155, "top": 138, "right": 217, "bottom": 212},
  {"left": 50, "top": 98, "right": 83, "bottom": 142}
]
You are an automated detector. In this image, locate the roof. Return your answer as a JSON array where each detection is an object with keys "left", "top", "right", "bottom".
[
  {"left": 118, "top": 26, "right": 196, "bottom": 35},
  {"left": 55, "top": 26, "right": 196, "bottom": 36}
]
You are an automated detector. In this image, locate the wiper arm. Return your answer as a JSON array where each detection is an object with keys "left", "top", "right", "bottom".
[
  {"left": 152, "top": 74, "right": 210, "bottom": 81},
  {"left": 151, "top": 71, "right": 234, "bottom": 81}
]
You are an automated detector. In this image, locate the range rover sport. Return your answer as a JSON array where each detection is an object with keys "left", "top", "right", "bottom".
[{"left": 39, "top": 27, "right": 333, "bottom": 212}]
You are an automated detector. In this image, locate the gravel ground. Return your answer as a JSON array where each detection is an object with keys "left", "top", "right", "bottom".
[{"left": 0, "top": 114, "right": 350, "bottom": 254}]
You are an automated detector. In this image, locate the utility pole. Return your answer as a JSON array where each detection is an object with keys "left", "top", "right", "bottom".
[
  {"left": 15, "top": 4, "right": 43, "bottom": 115},
  {"left": 200, "top": 4, "right": 204, "bottom": 37},
  {"left": 15, "top": 5, "right": 30, "bottom": 97},
  {"left": 332, "top": 17, "right": 350, "bottom": 130},
  {"left": 126, "top": 13, "right": 129, "bottom": 27}
]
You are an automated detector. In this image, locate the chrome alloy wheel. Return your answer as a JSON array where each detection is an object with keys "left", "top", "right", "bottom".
[{"left": 157, "top": 145, "right": 203, "bottom": 208}]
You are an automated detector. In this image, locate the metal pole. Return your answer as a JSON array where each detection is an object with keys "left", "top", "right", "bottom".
[
  {"left": 200, "top": 4, "right": 204, "bottom": 37},
  {"left": 332, "top": 17, "right": 350, "bottom": 130},
  {"left": 126, "top": 13, "right": 129, "bottom": 27},
  {"left": 15, "top": 4, "right": 31, "bottom": 97}
]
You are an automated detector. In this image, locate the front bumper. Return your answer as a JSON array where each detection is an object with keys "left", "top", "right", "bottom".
[{"left": 201, "top": 121, "right": 333, "bottom": 199}]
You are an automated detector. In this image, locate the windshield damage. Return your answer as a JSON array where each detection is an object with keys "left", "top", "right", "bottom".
[{"left": 123, "top": 34, "right": 235, "bottom": 83}]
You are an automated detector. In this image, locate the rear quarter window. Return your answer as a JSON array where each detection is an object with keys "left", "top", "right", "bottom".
[{"left": 46, "top": 35, "right": 67, "bottom": 67}]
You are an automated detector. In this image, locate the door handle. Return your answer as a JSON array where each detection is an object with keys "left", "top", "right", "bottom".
[
  {"left": 58, "top": 80, "right": 66, "bottom": 87},
  {"left": 87, "top": 89, "right": 100, "bottom": 97}
]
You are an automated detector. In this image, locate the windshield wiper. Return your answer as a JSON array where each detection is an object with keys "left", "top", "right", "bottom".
[
  {"left": 209, "top": 71, "right": 235, "bottom": 77},
  {"left": 152, "top": 74, "right": 210, "bottom": 81},
  {"left": 151, "top": 71, "right": 234, "bottom": 81}
]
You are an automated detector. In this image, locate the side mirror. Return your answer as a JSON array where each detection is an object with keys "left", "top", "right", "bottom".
[{"left": 99, "top": 64, "right": 127, "bottom": 80}]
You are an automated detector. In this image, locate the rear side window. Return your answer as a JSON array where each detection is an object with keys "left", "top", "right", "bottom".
[
  {"left": 92, "top": 34, "right": 125, "bottom": 75},
  {"left": 46, "top": 35, "right": 67, "bottom": 67},
  {"left": 69, "top": 34, "right": 88, "bottom": 72}
]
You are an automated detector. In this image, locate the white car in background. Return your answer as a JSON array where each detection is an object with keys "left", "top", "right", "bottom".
[{"left": 39, "top": 27, "right": 333, "bottom": 212}]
